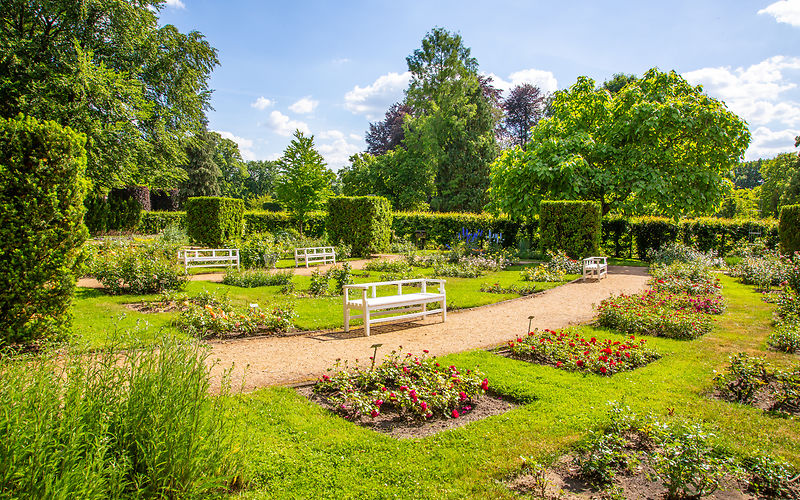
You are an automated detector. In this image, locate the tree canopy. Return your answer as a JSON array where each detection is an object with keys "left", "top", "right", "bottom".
[
  {"left": 0, "top": 0, "right": 219, "bottom": 189},
  {"left": 760, "top": 150, "right": 800, "bottom": 217},
  {"left": 274, "top": 130, "right": 334, "bottom": 230},
  {"left": 502, "top": 83, "right": 547, "bottom": 147},
  {"left": 489, "top": 68, "right": 751, "bottom": 220}
]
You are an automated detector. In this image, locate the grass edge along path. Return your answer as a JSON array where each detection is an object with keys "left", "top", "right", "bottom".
[{"left": 220, "top": 275, "right": 799, "bottom": 499}]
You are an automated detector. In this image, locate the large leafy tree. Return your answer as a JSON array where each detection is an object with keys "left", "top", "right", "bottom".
[
  {"left": 733, "top": 159, "right": 764, "bottom": 189},
  {"left": 403, "top": 27, "right": 500, "bottom": 212},
  {"left": 490, "top": 69, "right": 751, "bottom": 219},
  {"left": 180, "top": 128, "right": 222, "bottom": 199},
  {"left": 0, "top": 0, "right": 218, "bottom": 189},
  {"left": 274, "top": 130, "right": 334, "bottom": 231},
  {"left": 244, "top": 160, "right": 279, "bottom": 198},
  {"left": 760, "top": 149, "right": 800, "bottom": 217},
  {"left": 365, "top": 102, "right": 411, "bottom": 156},
  {"left": 601, "top": 72, "right": 637, "bottom": 94},
  {"left": 502, "top": 83, "right": 547, "bottom": 147}
]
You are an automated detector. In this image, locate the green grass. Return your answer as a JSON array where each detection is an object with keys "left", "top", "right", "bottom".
[
  {"left": 607, "top": 257, "right": 648, "bottom": 267},
  {"left": 71, "top": 265, "right": 577, "bottom": 346},
  {"left": 219, "top": 275, "right": 799, "bottom": 499}
]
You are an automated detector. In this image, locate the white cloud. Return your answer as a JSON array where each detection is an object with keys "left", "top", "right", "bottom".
[
  {"left": 759, "top": 0, "right": 800, "bottom": 27},
  {"left": 264, "top": 110, "right": 310, "bottom": 137},
  {"left": 344, "top": 71, "right": 410, "bottom": 119},
  {"left": 164, "top": 0, "right": 186, "bottom": 9},
  {"left": 214, "top": 130, "right": 256, "bottom": 161},
  {"left": 746, "top": 126, "right": 798, "bottom": 159},
  {"left": 288, "top": 96, "right": 318, "bottom": 114},
  {"left": 250, "top": 96, "right": 273, "bottom": 110},
  {"left": 684, "top": 56, "right": 800, "bottom": 158},
  {"left": 332, "top": 58, "right": 351, "bottom": 65},
  {"left": 317, "top": 130, "right": 362, "bottom": 169},
  {"left": 486, "top": 69, "right": 559, "bottom": 95}
]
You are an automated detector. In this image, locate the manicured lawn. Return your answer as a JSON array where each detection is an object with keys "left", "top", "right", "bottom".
[
  {"left": 70, "top": 265, "right": 578, "bottom": 347},
  {"left": 220, "top": 275, "right": 799, "bottom": 498}
]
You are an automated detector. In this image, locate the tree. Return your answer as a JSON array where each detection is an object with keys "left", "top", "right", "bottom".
[
  {"left": 244, "top": 160, "right": 279, "bottom": 198},
  {"left": 760, "top": 151, "right": 800, "bottom": 217},
  {"left": 365, "top": 103, "right": 412, "bottom": 155},
  {"left": 180, "top": 129, "right": 222, "bottom": 199},
  {"left": 602, "top": 73, "right": 637, "bottom": 94},
  {"left": 404, "top": 27, "right": 500, "bottom": 212},
  {"left": 340, "top": 149, "right": 435, "bottom": 211},
  {"left": 274, "top": 130, "right": 334, "bottom": 231},
  {"left": 733, "top": 159, "right": 764, "bottom": 189},
  {"left": 489, "top": 69, "right": 751, "bottom": 220},
  {"left": 0, "top": 0, "right": 218, "bottom": 189},
  {"left": 214, "top": 136, "right": 247, "bottom": 199},
  {"left": 502, "top": 83, "right": 547, "bottom": 147}
]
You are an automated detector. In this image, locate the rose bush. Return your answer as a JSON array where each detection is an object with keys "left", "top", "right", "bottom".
[
  {"left": 314, "top": 351, "right": 487, "bottom": 421},
  {"left": 596, "top": 291, "right": 714, "bottom": 340},
  {"left": 506, "top": 328, "right": 660, "bottom": 376}
]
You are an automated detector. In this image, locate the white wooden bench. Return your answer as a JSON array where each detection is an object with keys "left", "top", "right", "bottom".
[
  {"left": 178, "top": 248, "right": 240, "bottom": 272},
  {"left": 343, "top": 278, "right": 446, "bottom": 336},
  {"left": 294, "top": 246, "right": 336, "bottom": 267},
  {"left": 582, "top": 256, "right": 608, "bottom": 281}
]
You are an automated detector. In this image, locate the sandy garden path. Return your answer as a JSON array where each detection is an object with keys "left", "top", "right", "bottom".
[{"left": 207, "top": 266, "right": 650, "bottom": 392}]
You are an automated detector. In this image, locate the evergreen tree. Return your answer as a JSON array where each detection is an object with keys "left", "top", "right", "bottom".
[{"left": 180, "top": 129, "right": 221, "bottom": 198}]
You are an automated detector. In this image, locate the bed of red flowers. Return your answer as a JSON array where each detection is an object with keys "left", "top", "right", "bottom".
[
  {"left": 506, "top": 328, "right": 661, "bottom": 376},
  {"left": 596, "top": 289, "right": 719, "bottom": 340},
  {"left": 313, "top": 351, "right": 487, "bottom": 421}
]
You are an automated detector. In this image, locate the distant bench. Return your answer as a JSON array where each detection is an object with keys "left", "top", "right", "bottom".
[
  {"left": 343, "top": 278, "right": 446, "bottom": 337},
  {"left": 178, "top": 248, "right": 240, "bottom": 272},
  {"left": 294, "top": 246, "right": 336, "bottom": 267}
]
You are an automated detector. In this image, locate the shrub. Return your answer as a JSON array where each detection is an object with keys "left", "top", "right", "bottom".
[
  {"left": 520, "top": 264, "right": 565, "bottom": 283},
  {"left": 647, "top": 241, "right": 721, "bottom": 267},
  {"left": 91, "top": 242, "right": 187, "bottom": 295},
  {"left": 238, "top": 232, "right": 280, "bottom": 269},
  {"left": 313, "top": 351, "right": 488, "bottom": 420},
  {"left": 363, "top": 259, "right": 411, "bottom": 273},
  {"left": 730, "top": 252, "right": 792, "bottom": 290},
  {"left": 650, "top": 261, "right": 723, "bottom": 296},
  {"left": 596, "top": 291, "right": 713, "bottom": 340},
  {"left": 743, "top": 455, "right": 796, "bottom": 498},
  {"left": 432, "top": 261, "right": 485, "bottom": 278},
  {"left": 772, "top": 363, "right": 800, "bottom": 414},
  {"left": 547, "top": 249, "right": 582, "bottom": 274},
  {"left": 185, "top": 197, "right": 244, "bottom": 247},
  {"left": 107, "top": 190, "right": 143, "bottom": 231},
  {"left": 631, "top": 216, "right": 680, "bottom": 259},
  {"left": 768, "top": 323, "right": 800, "bottom": 354},
  {"left": 0, "top": 338, "right": 241, "bottom": 498},
  {"left": 539, "top": 200, "right": 601, "bottom": 258},
  {"left": 309, "top": 268, "right": 330, "bottom": 296},
  {"left": 243, "top": 210, "right": 326, "bottom": 237},
  {"left": 328, "top": 262, "right": 353, "bottom": 294},
  {"left": 175, "top": 301, "right": 295, "bottom": 338},
  {"left": 327, "top": 196, "right": 393, "bottom": 256},
  {"left": 712, "top": 353, "right": 770, "bottom": 404},
  {"left": 779, "top": 204, "right": 800, "bottom": 255},
  {"left": 507, "top": 328, "right": 660, "bottom": 375},
  {"left": 222, "top": 269, "right": 293, "bottom": 288},
  {"left": 480, "top": 282, "right": 538, "bottom": 295},
  {"left": 0, "top": 114, "right": 88, "bottom": 344}
]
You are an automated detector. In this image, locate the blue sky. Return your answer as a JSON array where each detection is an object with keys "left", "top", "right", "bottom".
[{"left": 158, "top": 0, "right": 800, "bottom": 168}]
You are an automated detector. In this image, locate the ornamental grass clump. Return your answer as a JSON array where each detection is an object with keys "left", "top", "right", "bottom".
[
  {"left": 0, "top": 338, "right": 241, "bottom": 498},
  {"left": 313, "top": 351, "right": 488, "bottom": 421},
  {"left": 596, "top": 290, "right": 714, "bottom": 340},
  {"left": 506, "top": 328, "right": 660, "bottom": 376}
]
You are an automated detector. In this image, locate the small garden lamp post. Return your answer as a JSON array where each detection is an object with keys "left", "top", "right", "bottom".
[
  {"left": 527, "top": 315, "right": 534, "bottom": 335},
  {"left": 370, "top": 343, "right": 382, "bottom": 370}
]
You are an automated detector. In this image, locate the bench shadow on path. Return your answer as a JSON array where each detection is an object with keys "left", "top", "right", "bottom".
[{"left": 307, "top": 320, "right": 431, "bottom": 341}]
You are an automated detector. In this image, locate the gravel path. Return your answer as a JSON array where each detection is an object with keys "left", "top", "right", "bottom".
[{"left": 207, "top": 266, "right": 649, "bottom": 392}]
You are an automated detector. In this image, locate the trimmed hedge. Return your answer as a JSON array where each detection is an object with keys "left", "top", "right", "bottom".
[
  {"left": 0, "top": 114, "right": 87, "bottom": 344},
  {"left": 392, "top": 211, "right": 527, "bottom": 247},
  {"left": 185, "top": 197, "right": 244, "bottom": 247},
  {"left": 140, "top": 211, "right": 186, "bottom": 234},
  {"left": 780, "top": 205, "right": 800, "bottom": 254},
  {"left": 539, "top": 201, "right": 601, "bottom": 258},
  {"left": 150, "top": 188, "right": 179, "bottom": 211},
  {"left": 244, "top": 211, "right": 326, "bottom": 237},
  {"left": 630, "top": 216, "right": 680, "bottom": 259},
  {"left": 327, "top": 196, "right": 393, "bottom": 256}
]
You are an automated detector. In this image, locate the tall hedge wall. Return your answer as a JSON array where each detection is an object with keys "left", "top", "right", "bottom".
[
  {"left": 0, "top": 114, "right": 88, "bottom": 344},
  {"left": 185, "top": 197, "right": 244, "bottom": 247},
  {"left": 140, "top": 211, "right": 186, "bottom": 234},
  {"left": 243, "top": 211, "right": 326, "bottom": 237},
  {"left": 779, "top": 205, "right": 800, "bottom": 255},
  {"left": 327, "top": 196, "right": 393, "bottom": 256},
  {"left": 539, "top": 201, "right": 601, "bottom": 258},
  {"left": 391, "top": 211, "right": 527, "bottom": 247}
]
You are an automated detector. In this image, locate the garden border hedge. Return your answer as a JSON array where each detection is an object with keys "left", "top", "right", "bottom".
[
  {"left": 539, "top": 201, "right": 601, "bottom": 258},
  {"left": 185, "top": 197, "right": 244, "bottom": 247},
  {"left": 327, "top": 196, "right": 393, "bottom": 256}
]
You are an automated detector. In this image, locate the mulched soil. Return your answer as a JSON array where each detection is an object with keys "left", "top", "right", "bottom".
[
  {"left": 709, "top": 381, "right": 800, "bottom": 418},
  {"left": 295, "top": 384, "right": 517, "bottom": 439}
]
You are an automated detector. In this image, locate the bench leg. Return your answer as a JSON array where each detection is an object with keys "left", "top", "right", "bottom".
[
  {"left": 344, "top": 304, "right": 350, "bottom": 333},
  {"left": 442, "top": 298, "right": 447, "bottom": 322},
  {"left": 364, "top": 309, "right": 370, "bottom": 337},
  {"left": 421, "top": 302, "right": 427, "bottom": 320}
]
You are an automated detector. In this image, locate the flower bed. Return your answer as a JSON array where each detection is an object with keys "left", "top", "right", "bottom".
[
  {"left": 313, "top": 351, "right": 488, "bottom": 421},
  {"left": 520, "top": 264, "right": 565, "bottom": 283},
  {"left": 649, "top": 261, "right": 722, "bottom": 296},
  {"left": 711, "top": 353, "right": 800, "bottom": 415},
  {"left": 480, "top": 282, "right": 538, "bottom": 296},
  {"left": 168, "top": 294, "right": 295, "bottom": 338},
  {"left": 505, "top": 328, "right": 660, "bottom": 375},
  {"left": 221, "top": 268, "right": 293, "bottom": 288},
  {"left": 596, "top": 291, "right": 714, "bottom": 340}
]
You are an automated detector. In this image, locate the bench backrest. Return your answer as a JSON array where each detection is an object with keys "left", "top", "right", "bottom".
[
  {"left": 343, "top": 278, "right": 445, "bottom": 299},
  {"left": 295, "top": 246, "right": 335, "bottom": 255},
  {"left": 179, "top": 248, "right": 239, "bottom": 260}
]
